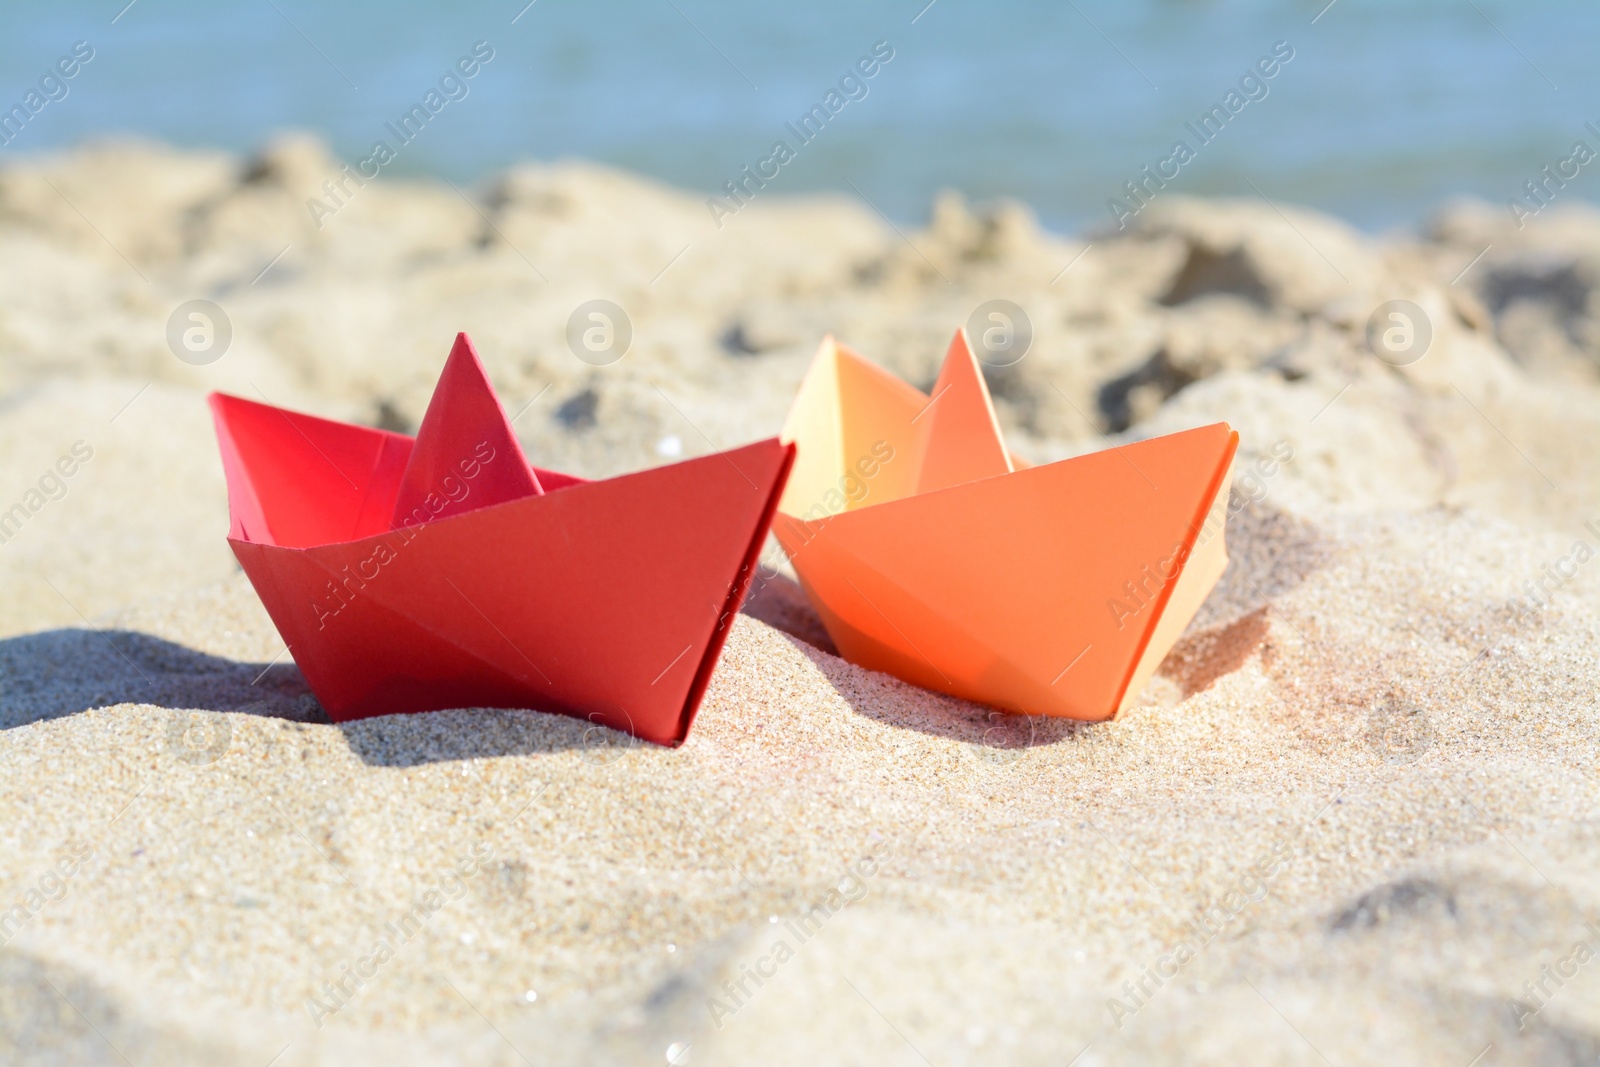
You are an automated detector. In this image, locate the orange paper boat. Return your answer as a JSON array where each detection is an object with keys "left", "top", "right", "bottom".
[
  {"left": 772, "top": 331, "right": 1238, "bottom": 721},
  {"left": 209, "top": 333, "right": 794, "bottom": 745}
]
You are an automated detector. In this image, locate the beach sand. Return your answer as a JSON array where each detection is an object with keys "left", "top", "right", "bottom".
[{"left": 2, "top": 136, "right": 1599, "bottom": 1065}]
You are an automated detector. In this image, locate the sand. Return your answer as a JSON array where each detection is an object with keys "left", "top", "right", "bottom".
[{"left": 2, "top": 136, "right": 1600, "bottom": 1065}]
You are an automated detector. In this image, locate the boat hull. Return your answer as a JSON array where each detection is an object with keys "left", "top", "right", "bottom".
[{"left": 211, "top": 392, "right": 793, "bottom": 745}]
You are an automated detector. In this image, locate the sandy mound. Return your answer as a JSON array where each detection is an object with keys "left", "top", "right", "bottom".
[{"left": 3, "top": 137, "right": 1599, "bottom": 1065}]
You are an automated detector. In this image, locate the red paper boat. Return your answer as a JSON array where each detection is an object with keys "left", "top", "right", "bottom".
[{"left": 209, "top": 333, "right": 794, "bottom": 745}]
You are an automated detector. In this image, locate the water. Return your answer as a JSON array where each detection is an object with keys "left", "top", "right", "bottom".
[{"left": 1, "top": 0, "right": 1595, "bottom": 232}]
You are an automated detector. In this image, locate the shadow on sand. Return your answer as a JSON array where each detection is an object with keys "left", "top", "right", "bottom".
[
  {"left": 0, "top": 627, "right": 601, "bottom": 766},
  {"left": 0, "top": 628, "right": 321, "bottom": 730}
]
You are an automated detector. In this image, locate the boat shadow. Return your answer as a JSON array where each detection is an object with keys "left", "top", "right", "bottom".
[
  {"left": 0, "top": 628, "right": 598, "bottom": 765},
  {"left": 0, "top": 617, "right": 1061, "bottom": 764},
  {"left": 749, "top": 570, "right": 1086, "bottom": 751},
  {"left": 779, "top": 635, "right": 1084, "bottom": 752},
  {"left": 0, "top": 628, "right": 322, "bottom": 730},
  {"left": 754, "top": 499, "right": 1323, "bottom": 750}
]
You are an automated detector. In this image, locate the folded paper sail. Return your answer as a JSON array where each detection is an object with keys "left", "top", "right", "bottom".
[
  {"left": 773, "top": 331, "right": 1239, "bottom": 721},
  {"left": 209, "top": 332, "right": 795, "bottom": 745}
]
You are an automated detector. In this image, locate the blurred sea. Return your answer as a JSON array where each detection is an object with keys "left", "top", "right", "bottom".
[{"left": 1, "top": 0, "right": 1595, "bottom": 232}]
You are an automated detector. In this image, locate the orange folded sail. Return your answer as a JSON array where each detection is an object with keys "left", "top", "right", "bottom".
[{"left": 773, "top": 331, "right": 1237, "bottom": 720}]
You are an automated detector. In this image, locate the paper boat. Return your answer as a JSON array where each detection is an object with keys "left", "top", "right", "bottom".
[
  {"left": 209, "top": 333, "right": 794, "bottom": 745},
  {"left": 773, "top": 331, "right": 1238, "bottom": 721}
]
